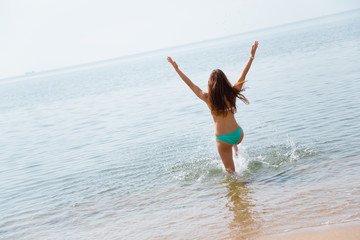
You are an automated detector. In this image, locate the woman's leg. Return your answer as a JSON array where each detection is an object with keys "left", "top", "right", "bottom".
[
  {"left": 233, "top": 145, "right": 238, "bottom": 156},
  {"left": 216, "top": 140, "right": 235, "bottom": 173},
  {"left": 233, "top": 129, "right": 244, "bottom": 157}
]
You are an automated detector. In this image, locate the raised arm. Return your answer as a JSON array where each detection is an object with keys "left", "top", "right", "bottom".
[
  {"left": 167, "top": 57, "right": 207, "bottom": 102},
  {"left": 234, "top": 41, "right": 259, "bottom": 91}
]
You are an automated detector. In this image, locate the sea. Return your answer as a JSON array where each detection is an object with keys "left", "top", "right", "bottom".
[{"left": 1, "top": 9, "right": 360, "bottom": 240}]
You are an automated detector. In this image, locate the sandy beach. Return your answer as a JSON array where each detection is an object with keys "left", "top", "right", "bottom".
[{"left": 259, "top": 222, "right": 360, "bottom": 240}]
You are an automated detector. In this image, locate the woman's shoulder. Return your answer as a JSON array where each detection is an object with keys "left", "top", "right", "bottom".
[{"left": 203, "top": 92, "right": 210, "bottom": 102}]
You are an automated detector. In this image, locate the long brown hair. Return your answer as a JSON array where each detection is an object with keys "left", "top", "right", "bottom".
[{"left": 208, "top": 69, "right": 249, "bottom": 116}]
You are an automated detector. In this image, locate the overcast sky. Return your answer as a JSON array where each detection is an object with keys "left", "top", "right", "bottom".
[{"left": 0, "top": 0, "right": 359, "bottom": 79}]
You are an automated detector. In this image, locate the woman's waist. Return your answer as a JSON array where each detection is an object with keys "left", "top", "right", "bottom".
[{"left": 214, "top": 122, "right": 240, "bottom": 136}]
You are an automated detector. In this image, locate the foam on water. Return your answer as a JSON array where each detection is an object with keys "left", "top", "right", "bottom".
[{"left": 165, "top": 133, "right": 318, "bottom": 189}]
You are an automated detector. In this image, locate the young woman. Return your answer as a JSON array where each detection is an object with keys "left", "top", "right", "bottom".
[{"left": 167, "top": 41, "right": 259, "bottom": 173}]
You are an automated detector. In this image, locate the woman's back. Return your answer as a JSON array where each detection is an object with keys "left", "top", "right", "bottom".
[
  {"left": 211, "top": 110, "right": 239, "bottom": 136},
  {"left": 206, "top": 96, "right": 240, "bottom": 136}
]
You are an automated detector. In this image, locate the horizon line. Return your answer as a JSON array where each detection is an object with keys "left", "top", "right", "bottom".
[{"left": 1, "top": 7, "right": 359, "bottom": 81}]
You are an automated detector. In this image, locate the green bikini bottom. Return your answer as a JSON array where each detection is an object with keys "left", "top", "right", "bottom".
[{"left": 215, "top": 127, "right": 242, "bottom": 145}]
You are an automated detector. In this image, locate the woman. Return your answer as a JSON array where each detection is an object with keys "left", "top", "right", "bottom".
[{"left": 167, "top": 41, "right": 259, "bottom": 173}]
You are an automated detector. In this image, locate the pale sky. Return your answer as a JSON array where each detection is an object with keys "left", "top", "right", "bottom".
[{"left": 0, "top": 0, "right": 359, "bottom": 79}]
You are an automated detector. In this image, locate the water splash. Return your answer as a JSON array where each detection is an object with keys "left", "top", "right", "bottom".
[
  {"left": 248, "top": 136, "right": 317, "bottom": 170},
  {"left": 167, "top": 154, "right": 223, "bottom": 183},
  {"left": 234, "top": 146, "right": 251, "bottom": 174},
  {"left": 167, "top": 137, "right": 317, "bottom": 184}
]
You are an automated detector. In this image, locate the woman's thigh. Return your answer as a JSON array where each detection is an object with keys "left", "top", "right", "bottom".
[{"left": 216, "top": 140, "right": 235, "bottom": 172}]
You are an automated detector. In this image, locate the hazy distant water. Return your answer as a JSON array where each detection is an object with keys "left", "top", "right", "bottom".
[{"left": 1, "top": 10, "right": 360, "bottom": 240}]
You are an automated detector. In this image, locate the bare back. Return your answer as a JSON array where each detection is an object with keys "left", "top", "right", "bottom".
[{"left": 204, "top": 95, "right": 240, "bottom": 136}]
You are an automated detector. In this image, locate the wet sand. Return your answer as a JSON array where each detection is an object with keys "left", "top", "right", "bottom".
[{"left": 259, "top": 222, "right": 360, "bottom": 240}]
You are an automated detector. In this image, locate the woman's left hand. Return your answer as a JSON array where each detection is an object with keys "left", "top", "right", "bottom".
[
  {"left": 167, "top": 57, "right": 178, "bottom": 69},
  {"left": 251, "top": 41, "right": 259, "bottom": 57}
]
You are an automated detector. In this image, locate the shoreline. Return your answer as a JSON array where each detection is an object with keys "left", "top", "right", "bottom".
[{"left": 259, "top": 222, "right": 360, "bottom": 240}]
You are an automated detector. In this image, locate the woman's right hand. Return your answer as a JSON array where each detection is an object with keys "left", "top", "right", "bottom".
[
  {"left": 251, "top": 41, "right": 259, "bottom": 58},
  {"left": 167, "top": 57, "right": 178, "bottom": 69}
]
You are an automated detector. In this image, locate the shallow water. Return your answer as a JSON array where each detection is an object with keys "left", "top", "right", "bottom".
[{"left": 1, "top": 10, "right": 360, "bottom": 240}]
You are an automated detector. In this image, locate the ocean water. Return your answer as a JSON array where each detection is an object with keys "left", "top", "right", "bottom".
[{"left": 1, "top": 10, "right": 360, "bottom": 240}]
